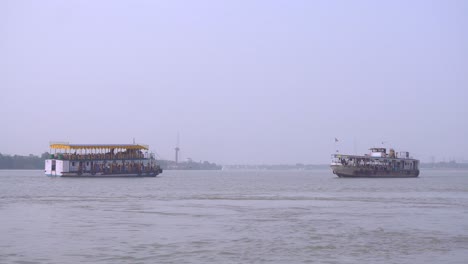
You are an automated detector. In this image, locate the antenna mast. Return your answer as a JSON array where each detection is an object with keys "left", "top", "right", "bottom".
[{"left": 175, "top": 133, "right": 180, "bottom": 164}]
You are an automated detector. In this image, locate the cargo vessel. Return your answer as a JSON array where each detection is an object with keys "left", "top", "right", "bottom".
[
  {"left": 45, "top": 142, "right": 163, "bottom": 177},
  {"left": 331, "top": 148, "right": 419, "bottom": 178}
]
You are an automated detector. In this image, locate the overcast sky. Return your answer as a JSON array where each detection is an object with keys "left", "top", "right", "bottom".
[{"left": 1, "top": 0, "right": 467, "bottom": 164}]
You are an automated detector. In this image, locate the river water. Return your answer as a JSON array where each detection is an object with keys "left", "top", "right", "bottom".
[{"left": 0, "top": 169, "right": 467, "bottom": 264}]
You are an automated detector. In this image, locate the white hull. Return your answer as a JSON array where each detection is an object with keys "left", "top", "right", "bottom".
[{"left": 46, "top": 171, "right": 160, "bottom": 177}]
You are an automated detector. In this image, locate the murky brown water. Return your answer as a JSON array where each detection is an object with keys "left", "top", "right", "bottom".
[{"left": 1, "top": 169, "right": 467, "bottom": 263}]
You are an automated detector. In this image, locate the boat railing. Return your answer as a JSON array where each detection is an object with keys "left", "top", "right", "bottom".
[
  {"left": 49, "top": 153, "right": 148, "bottom": 161},
  {"left": 70, "top": 162, "right": 161, "bottom": 174},
  {"left": 332, "top": 155, "right": 419, "bottom": 171}
]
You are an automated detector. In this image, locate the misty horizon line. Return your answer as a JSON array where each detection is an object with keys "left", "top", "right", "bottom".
[{"left": 1, "top": 151, "right": 467, "bottom": 167}]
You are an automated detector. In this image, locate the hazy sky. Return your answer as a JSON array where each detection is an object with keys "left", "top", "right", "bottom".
[{"left": 1, "top": 0, "right": 467, "bottom": 164}]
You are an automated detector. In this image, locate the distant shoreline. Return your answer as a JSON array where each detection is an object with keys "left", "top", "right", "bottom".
[
  {"left": 1, "top": 153, "right": 467, "bottom": 170},
  {"left": 2, "top": 167, "right": 468, "bottom": 172}
]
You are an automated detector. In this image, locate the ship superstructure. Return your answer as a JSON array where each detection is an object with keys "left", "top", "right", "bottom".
[
  {"left": 331, "top": 148, "right": 419, "bottom": 178},
  {"left": 45, "top": 142, "right": 163, "bottom": 177}
]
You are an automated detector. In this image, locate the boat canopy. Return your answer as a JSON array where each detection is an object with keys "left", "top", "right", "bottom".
[{"left": 50, "top": 142, "right": 149, "bottom": 150}]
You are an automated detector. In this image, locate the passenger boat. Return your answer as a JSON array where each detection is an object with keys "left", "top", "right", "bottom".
[
  {"left": 45, "top": 142, "right": 163, "bottom": 177},
  {"left": 330, "top": 148, "right": 419, "bottom": 178}
]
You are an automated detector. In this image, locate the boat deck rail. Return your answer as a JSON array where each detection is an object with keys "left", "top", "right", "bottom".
[
  {"left": 334, "top": 163, "right": 416, "bottom": 172},
  {"left": 49, "top": 153, "right": 147, "bottom": 161},
  {"left": 332, "top": 153, "right": 417, "bottom": 161},
  {"left": 332, "top": 154, "right": 419, "bottom": 171},
  {"left": 70, "top": 162, "right": 161, "bottom": 174}
]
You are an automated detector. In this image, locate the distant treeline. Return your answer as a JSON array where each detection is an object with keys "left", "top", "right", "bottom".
[
  {"left": 420, "top": 161, "right": 468, "bottom": 169},
  {"left": 0, "top": 153, "right": 222, "bottom": 170},
  {"left": 1, "top": 153, "right": 468, "bottom": 170},
  {"left": 223, "top": 162, "right": 468, "bottom": 170},
  {"left": 0, "top": 153, "right": 49, "bottom": 169},
  {"left": 158, "top": 159, "right": 222, "bottom": 170},
  {"left": 223, "top": 164, "right": 329, "bottom": 170}
]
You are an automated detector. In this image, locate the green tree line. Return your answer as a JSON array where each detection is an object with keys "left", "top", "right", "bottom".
[{"left": 0, "top": 153, "right": 49, "bottom": 169}]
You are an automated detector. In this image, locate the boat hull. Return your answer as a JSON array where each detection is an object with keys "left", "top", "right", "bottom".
[
  {"left": 331, "top": 165, "right": 419, "bottom": 178},
  {"left": 47, "top": 170, "right": 162, "bottom": 178}
]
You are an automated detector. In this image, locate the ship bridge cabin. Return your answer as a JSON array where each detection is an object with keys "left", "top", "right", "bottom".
[
  {"left": 370, "top": 148, "right": 386, "bottom": 157},
  {"left": 368, "top": 148, "right": 409, "bottom": 159},
  {"left": 45, "top": 143, "right": 158, "bottom": 176}
]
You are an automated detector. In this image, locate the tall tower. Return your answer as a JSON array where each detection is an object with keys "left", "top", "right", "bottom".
[{"left": 175, "top": 133, "right": 180, "bottom": 164}]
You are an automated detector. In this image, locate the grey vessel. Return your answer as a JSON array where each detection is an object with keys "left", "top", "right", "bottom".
[{"left": 330, "top": 148, "right": 419, "bottom": 178}]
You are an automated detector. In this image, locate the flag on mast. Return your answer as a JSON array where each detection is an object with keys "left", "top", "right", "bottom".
[{"left": 335, "top": 137, "right": 339, "bottom": 143}]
